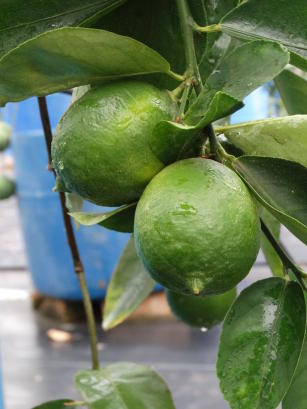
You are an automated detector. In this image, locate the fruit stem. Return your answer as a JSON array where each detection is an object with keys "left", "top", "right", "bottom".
[
  {"left": 178, "top": 81, "right": 192, "bottom": 120},
  {"left": 37, "top": 97, "right": 100, "bottom": 370},
  {"left": 175, "top": 0, "right": 202, "bottom": 95},
  {"left": 194, "top": 23, "right": 222, "bottom": 34},
  {"left": 260, "top": 219, "right": 307, "bottom": 291}
]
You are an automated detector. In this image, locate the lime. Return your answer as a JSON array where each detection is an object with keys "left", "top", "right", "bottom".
[
  {"left": 0, "top": 122, "right": 11, "bottom": 151},
  {"left": 52, "top": 80, "right": 177, "bottom": 206},
  {"left": 0, "top": 175, "right": 15, "bottom": 200},
  {"left": 134, "top": 158, "right": 260, "bottom": 296},
  {"left": 166, "top": 287, "right": 236, "bottom": 328}
]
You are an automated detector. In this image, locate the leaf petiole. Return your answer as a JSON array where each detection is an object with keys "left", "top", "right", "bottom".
[{"left": 194, "top": 23, "right": 222, "bottom": 34}]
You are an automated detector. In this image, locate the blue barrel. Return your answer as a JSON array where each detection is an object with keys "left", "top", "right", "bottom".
[{"left": 10, "top": 94, "right": 129, "bottom": 300}]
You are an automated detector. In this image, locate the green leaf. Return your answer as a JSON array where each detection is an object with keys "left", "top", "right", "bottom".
[
  {"left": 75, "top": 362, "right": 175, "bottom": 409},
  {"left": 221, "top": 0, "right": 307, "bottom": 69},
  {"left": 259, "top": 207, "right": 284, "bottom": 278},
  {"left": 70, "top": 203, "right": 136, "bottom": 233},
  {"left": 0, "top": 27, "right": 172, "bottom": 106},
  {"left": 283, "top": 295, "right": 307, "bottom": 409},
  {"left": 217, "top": 115, "right": 307, "bottom": 167},
  {"left": 185, "top": 90, "right": 243, "bottom": 125},
  {"left": 103, "top": 237, "right": 155, "bottom": 330},
  {"left": 0, "top": 0, "right": 126, "bottom": 58},
  {"left": 32, "top": 400, "right": 79, "bottom": 409},
  {"left": 150, "top": 121, "right": 201, "bottom": 165},
  {"left": 0, "top": 121, "right": 11, "bottom": 151},
  {"left": 274, "top": 70, "right": 307, "bottom": 115},
  {"left": 217, "top": 277, "right": 306, "bottom": 409},
  {"left": 94, "top": 0, "right": 239, "bottom": 88},
  {"left": 187, "top": 41, "right": 289, "bottom": 122},
  {"left": 233, "top": 156, "right": 307, "bottom": 244},
  {"left": 149, "top": 92, "right": 242, "bottom": 164}
]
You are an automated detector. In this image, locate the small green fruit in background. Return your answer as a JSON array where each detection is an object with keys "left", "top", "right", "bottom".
[
  {"left": 166, "top": 287, "right": 237, "bottom": 328},
  {"left": 0, "top": 122, "right": 12, "bottom": 151},
  {"left": 52, "top": 80, "right": 177, "bottom": 206},
  {"left": 135, "top": 158, "right": 260, "bottom": 296},
  {"left": 0, "top": 175, "right": 15, "bottom": 200}
]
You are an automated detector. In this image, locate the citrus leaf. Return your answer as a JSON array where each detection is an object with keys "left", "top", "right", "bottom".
[
  {"left": 259, "top": 207, "right": 284, "bottom": 278},
  {"left": 233, "top": 156, "right": 307, "bottom": 244},
  {"left": 0, "top": 27, "right": 172, "bottom": 106},
  {"left": 32, "top": 400, "right": 79, "bottom": 409},
  {"left": 185, "top": 90, "right": 243, "bottom": 125},
  {"left": 216, "top": 115, "right": 307, "bottom": 167},
  {"left": 150, "top": 92, "right": 242, "bottom": 164},
  {"left": 0, "top": 121, "right": 11, "bottom": 151},
  {"left": 93, "top": 0, "right": 238, "bottom": 88},
  {"left": 75, "top": 363, "right": 175, "bottom": 409},
  {"left": 221, "top": 0, "right": 307, "bottom": 69},
  {"left": 70, "top": 203, "right": 136, "bottom": 233},
  {"left": 217, "top": 277, "right": 306, "bottom": 409},
  {"left": 283, "top": 294, "right": 307, "bottom": 409},
  {"left": 103, "top": 237, "right": 155, "bottom": 330},
  {"left": 187, "top": 41, "right": 289, "bottom": 122},
  {"left": 150, "top": 121, "right": 200, "bottom": 165},
  {"left": 274, "top": 70, "right": 307, "bottom": 115},
  {"left": 0, "top": 0, "right": 126, "bottom": 58}
]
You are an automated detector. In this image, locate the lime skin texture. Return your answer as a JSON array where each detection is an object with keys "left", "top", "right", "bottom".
[
  {"left": 0, "top": 175, "right": 15, "bottom": 200},
  {"left": 134, "top": 158, "right": 260, "bottom": 296},
  {"left": 166, "top": 287, "right": 237, "bottom": 328},
  {"left": 51, "top": 80, "right": 177, "bottom": 206}
]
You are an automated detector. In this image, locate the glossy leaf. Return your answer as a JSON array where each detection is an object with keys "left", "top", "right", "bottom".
[
  {"left": 221, "top": 0, "right": 307, "bottom": 69},
  {"left": 103, "top": 237, "right": 155, "bottom": 330},
  {"left": 217, "top": 115, "right": 307, "bottom": 167},
  {"left": 274, "top": 70, "right": 307, "bottom": 115},
  {"left": 260, "top": 207, "right": 284, "bottom": 278},
  {"left": 75, "top": 362, "right": 175, "bottom": 408},
  {"left": 70, "top": 203, "right": 136, "bottom": 233},
  {"left": 283, "top": 294, "right": 307, "bottom": 409},
  {"left": 150, "top": 121, "right": 201, "bottom": 165},
  {"left": 233, "top": 156, "right": 307, "bottom": 244},
  {"left": 187, "top": 41, "right": 289, "bottom": 122},
  {"left": 150, "top": 91, "right": 241, "bottom": 164},
  {"left": 95, "top": 0, "right": 239, "bottom": 88},
  {"left": 217, "top": 277, "right": 306, "bottom": 409},
  {"left": 32, "top": 400, "right": 78, "bottom": 409},
  {"left": 0, "top": 0, "right": 126, "bottom": 57},
  {"left": 185, "top": 90, "right": 243, "bottom": 125},
  {"left": 0, "top": 121, "right": 12, "bottom": 151},
  {"left": 0, "top": 27, "right": 172, "bottom": 106}
]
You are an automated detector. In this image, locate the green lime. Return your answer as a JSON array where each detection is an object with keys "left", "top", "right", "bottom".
[
  {"left": 166, "top": 287, "right": 236, "bottom": 328},
  {"left": 0, "top": 175, "right": 15, "bottom": 200},
  {"left": 52, "top": 80, "right": 177, "bottom": 206},
  {"left": 134, "top": 158, "right": 260, "bottom": 296},
  {"left": 0, "top": 122, "right": 11, "bottom": 151}
]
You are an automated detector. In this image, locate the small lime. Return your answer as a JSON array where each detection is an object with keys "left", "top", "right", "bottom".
[
  {"left": 52, "top": 80, "right": 177, "bottom": 206},
  {"left": 135, "top": 158, "right": 260, "bottom": 296},
  {"left": 0, "top": 175, "right": 15, "bottom": 200},
  {"left": 166, "top": 287, "right": 236, "bottom": 328}
]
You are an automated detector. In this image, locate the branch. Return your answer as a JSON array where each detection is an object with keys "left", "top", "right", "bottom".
[
  {"left": 37, "top": 97, "right": 99, "bottom": 370},
  {"left": 260, "top": 219, "right": 307, "bottom": 291}
]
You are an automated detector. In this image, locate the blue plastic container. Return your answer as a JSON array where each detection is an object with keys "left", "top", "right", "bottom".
[{"left": 9, "top": 94, "right": 129, "bottom": 300}]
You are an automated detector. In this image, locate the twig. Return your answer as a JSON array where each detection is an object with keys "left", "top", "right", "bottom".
[{"left": 37, "top": 96, "right": 99, "bottom": 370}]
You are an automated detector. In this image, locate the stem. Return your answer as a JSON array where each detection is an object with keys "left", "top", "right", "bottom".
[
  {"left": 260, "top": 219, "right": 307, "bottom": 290},
  {"left": 194, "top": 23, "right": 221, "bottom": 33},
  {"left": 175, "top": 0, "right": 202, "bottom": 95},
  {"left": 37, "top": 97, "right": 99, "bottom": 370}
]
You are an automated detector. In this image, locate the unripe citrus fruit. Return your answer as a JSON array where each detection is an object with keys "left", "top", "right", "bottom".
[
  {"left": 166, "top": 287, "right": 236, "bottom": 328},
  {"left": 134, "top": 158, "right": 260, "bottom": 296},
  {"left": 52, "top": 81, "right": 177, "bottom": 206},
  {"left": 0, "top": 122, "right": 11, "bottom": 151},
  {"left": 0, "top": 175, "right": 15, "bottom": 200}
]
